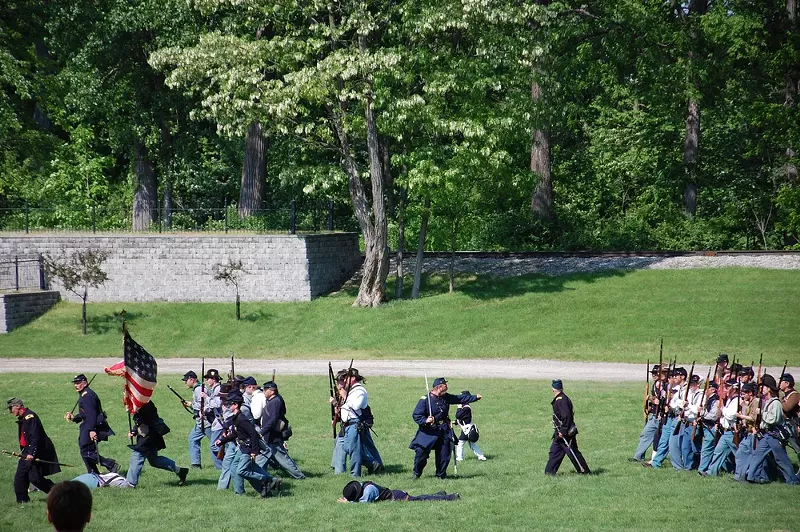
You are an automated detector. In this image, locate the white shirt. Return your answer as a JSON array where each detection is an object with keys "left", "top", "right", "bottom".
[
  {"left": 720, "top": 396, "right": 739, "bottom": 430},
  {"left": 684, "top": 388, "right": 703, "bottom": 421},
  {"left": 341, "top": 384, "right": 368, "bottom": 423},
  {"left": 249, "top": 390, "right": 266, "bottom": 422}
]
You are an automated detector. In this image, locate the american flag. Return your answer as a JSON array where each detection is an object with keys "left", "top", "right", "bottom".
[{"left": 104, "top": 331, "right": 157, "bottom": 414}]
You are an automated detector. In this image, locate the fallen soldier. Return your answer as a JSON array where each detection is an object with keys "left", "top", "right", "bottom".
[{"left": 338, "top": 480, "right": 460, "bottom": 503}]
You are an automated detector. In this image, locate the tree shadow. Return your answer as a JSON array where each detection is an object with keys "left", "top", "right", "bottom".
[
  {"left": 87, "top": 310, "right": 145, "bottom": 335},
  {"left": 242, "top": 309, "right": 273, "bottom": 322}
]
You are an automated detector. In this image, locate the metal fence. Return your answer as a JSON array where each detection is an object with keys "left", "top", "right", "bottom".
[
  {"left": 0, "top": 199, "right": 360, "bottom": 235},
  {"left": 0, "top": 256, "right": 46, "bottom": 291}
]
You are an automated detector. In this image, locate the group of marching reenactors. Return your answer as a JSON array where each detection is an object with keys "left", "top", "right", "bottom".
[{"left": 631, "top": 353, "right": 800, "bottom": 485}]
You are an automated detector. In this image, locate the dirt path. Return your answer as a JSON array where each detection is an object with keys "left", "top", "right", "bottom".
[{"left": 1, "top": 358, "right": 795, "bottom": 382}]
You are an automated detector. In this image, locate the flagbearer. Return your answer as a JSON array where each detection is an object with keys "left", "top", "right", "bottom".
[
  {"left": 8, "top": 398, "right": 61, "bottom": 503},
  {"left": 126, "top": 400, "right": 188, "bottom": 487},
  {"left": 64, "top": 374, "right": 119, "bottom": 475}
]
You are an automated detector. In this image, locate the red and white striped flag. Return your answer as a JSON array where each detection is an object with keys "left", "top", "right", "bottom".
[{"left": 104, "top": 331, "right": 157, "bottom": 414}]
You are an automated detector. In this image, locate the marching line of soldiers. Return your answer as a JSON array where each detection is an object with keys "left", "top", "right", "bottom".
[{"left": 632, "top": 354, "right": 800, "bottom": 485}]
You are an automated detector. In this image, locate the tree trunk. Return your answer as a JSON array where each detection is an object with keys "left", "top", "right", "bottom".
[
  {"left": 395, "top": 187, "right": 407, "bottom": 300},
  {"left": 448, "top": 214, "right": 459, "bottom": 294},
  {"left": 132, "top": 140, "right": 157, "bottom": 231},
  {"left": 530, "top": 80, "right": 554, "bottom": 220},
  {"left": 786, "top": 0, "right": 798, "bottom": 183},
  {"left": 412, "top": 196, "right": 430, "bottom": 300},
  {"left": 81, "top": 286, "right": 87, "bottom": 336},
  {"left": 683, "top": 98, "right": 699, "bottom": 217},
  {"left": 239, "top": 121, "right": 267, "bottom": 217}
]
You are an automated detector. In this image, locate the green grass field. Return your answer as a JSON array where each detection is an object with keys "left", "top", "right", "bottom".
[
  {"left": 1, "top": 268, "right": 798, "bottom": 364},
  {"left": 1, "top": 374, "right": 798, "bottom": 532}
]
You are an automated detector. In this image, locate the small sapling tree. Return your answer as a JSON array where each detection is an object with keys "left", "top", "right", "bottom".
[
  {"left": 44, "top": 249, "right": 109, "bottom": 335},
  {"left": 212, "top": 259, "right": 249, "bottom": 320}
]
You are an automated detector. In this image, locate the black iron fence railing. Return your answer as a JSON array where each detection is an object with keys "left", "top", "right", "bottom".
[
  {"left": 0, "top": 200, "right": 360, "bottom": 235},
  {"left": 0, "top": 256, "right": 46, "bottom": 291}
]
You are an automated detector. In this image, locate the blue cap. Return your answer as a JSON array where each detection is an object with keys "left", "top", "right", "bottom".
[
  {"left": 552, "top": 379, "right": 563, "bottom": 390},
  {"left": 72, "top": 374, "right": 88, "bottom": 383},
  {"left": 182, "top": 371, "right": 197, "bottom": 381},
  {"left": 433, "top": 378, "right": 447, "bottom": 388},
  {"left": 262, "top": 381, "right": 278, "bottom": 390},
  {"left": 224, "top": 390, "right": 244, "bottom": 404},
  {"left": 241, "top": 376, "right": 257, "bottom": 386},
  {"left": 781, "top": 373, "right": 794, "bottom": 385}
]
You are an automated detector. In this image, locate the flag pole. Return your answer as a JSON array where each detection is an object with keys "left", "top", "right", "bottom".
[{"left": 121, "top": 309, "right": 133, "bottom": 445}]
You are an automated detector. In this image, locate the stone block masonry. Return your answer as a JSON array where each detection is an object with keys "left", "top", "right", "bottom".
[
  {"left": 0, "top": 291, "right": 61, "bottom": 333},
  {"left": 0, "top": 234, "right": 362, "bottom": 303}
]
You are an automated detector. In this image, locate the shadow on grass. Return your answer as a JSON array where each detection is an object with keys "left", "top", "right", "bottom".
[
  {"left": 87, "top": 310, "right": 145, "bottom": 335},
  {"left": 241, "top": 309, "right": 274, "bottom": 322},
  {"left": 380, "top": 268, "right": 635, "bottom": 302}
]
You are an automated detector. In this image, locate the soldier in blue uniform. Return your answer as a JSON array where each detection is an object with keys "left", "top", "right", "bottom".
[
  {"left": 125, "top": 400, "right": 189, "bottom": 487},
  {"left": 183, "top": 369, "right": 224, "bottom": 469},
  {"left": 64, "top": 374, "right": 119, "bottom": 475},
  {"left": 545, "top": 379, "right": 591, "bottom": 475},
  {"left": 338, "top": 480, "right": 460, "bottom": 503},
  {"left": 8, "top": 398, "right": 61, "bottom": 503},
  {"left": 215, "top": 390, "right": 282, "bottom": 498},
  {"left": 258, "top": 381, "right": 305, "bottom": 479},
  {"left": 409, "top": 378, "right": 481, "bottom": 479}
]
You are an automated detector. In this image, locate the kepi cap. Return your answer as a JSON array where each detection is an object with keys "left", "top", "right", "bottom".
[
  {"left": 433, "top": 377, "right": 447, "bottom": 388},
  {"left": 780, "top": 373, "right": 794, "bottom": 385},
  {"left": 262, "top": 380, "right": 278, "bottom": 390},
  {"left": 224, "top": 390, "right": 244, "bottom": 404},
  {"left": 552, "top": 379, "right": 563, "bottom": 390},
  {"left": 72, "top": 374, "right": 88, "bottom": 383},
  {"left": 241, "top": 376, "right": 257, "bottom": 386},
  {"left": 6, "top": 397, "right": 23, "bottom": 408},
  {"left": 716, "top": 353, "right": 729, "bottom": 364},
  {"left": 182, "top": 371, "right": 197, "bottom": 382}
]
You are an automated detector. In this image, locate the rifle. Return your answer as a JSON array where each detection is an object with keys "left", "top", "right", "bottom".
[
  {"left": 673, "top": 361, "right": 695, "bottom": 436},
  {"left": 230, "top": 351, "right": 236, "bottom": 387},
  {"left": 2, "top": 449, "right": 75, "bottom": 468},
  {"left": 732, "top": 370, "right": 742, "bottom": 446},
  {"left": 424, "top": 374, "right": 433, "bottom": 418},
  {"left": 70, "top": 373, "right": 98, "bottom": 415},
  {"left": 200, "top": 358, "right": 206, "bottom": 432},
  {"left": 643, "top": 358, "right": 650, "bottom": 422},
  {"left": 328, "top": 362, "right": 338, "bottom": 439},
  {"left": 752, "top": 353, "right": 763, "bottom": 449},
  {"left": 691, "top": 364, "right": 715, "bottom": 440},
  {"left": 167, "top": 385, "right": 194, "bottom": 415},
  {"left": 655, "top": 357, "right": 675, "bottom": 431},
  {"left": 780, "top": 359, "right": 788, "bottom": 382},
  {"left": 272, "top": 369, "right": 276, "bottom": 383}
]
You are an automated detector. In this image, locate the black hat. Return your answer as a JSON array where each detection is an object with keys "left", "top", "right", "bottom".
[
  {"left": 224, "top": 390, "right": 244, "bottom": 405},
  {"left": 204, "top": 369, "right": 221, "bottom": 381},
  {"left": 433, "top": 377, "right": 448, "bottom": 388},
  {"left": 760, "top": 374, "right": 778, "bottom": 393},
  {"left": 552, "top": 379, "right": 563, "bottom": 390},
  {"left": 72, "top": 374, "right": 88, "bottom": 384},
  {"left": 262, "top": 381, "right": 278, "bottom": 390},
  {"left": 708, "top": 381, "right": 719, "bottom": 389},
  {"left": 781, "top": 373, "right": 794, "bottom": 386},
  {"left": 650, "top": 364, "right": 661, "bottom": 375},
  {"left": 689, "top": 374, "right": 701, "bottom": 384},
  {"left": 742, "top": 382, "right": 757, "bottom": 393},
  {"left": 342, "top": 481, "right": 363, "bottom": 502},
  {"left": 675, "top": 368, "right": 687, "bottom": 378},
  {"left": 729, "top": 363, "right": 743, "bottom": 374},
  {"left": 241, "top": 376, "right": 257, "bottom": 386},
  {"left": 739, "top": 366, "right": 754, "bottom": 377},
  {"left": 182, "top": 371, "right": 197, "bottom": 382},
  {"left": 725, "top": 379, "right": 738, "bottom": 387},
  {"left": 6, "top": 397, "right": 23, "bottom": 408},
  {"left": 717, "top": 353, "right": 729, "bottom": 364}
]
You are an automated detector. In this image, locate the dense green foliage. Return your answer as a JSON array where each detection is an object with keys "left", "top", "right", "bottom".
[
  {"left": 2, "top": 1, "right": 799, "bottom": 250},
  {"left": 2, "top": 268, "right": 798, "bottom": 364},
  {"left": 1, "top": 374, "right": 798, "bottom": 531}
]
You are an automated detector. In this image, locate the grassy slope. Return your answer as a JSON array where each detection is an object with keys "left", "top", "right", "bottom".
[
  {"left": 1, "top": 374, "right": 797, "bottom": 532},
  {"left": 0, "top": 268, "right": 798, "bottom": 364}
]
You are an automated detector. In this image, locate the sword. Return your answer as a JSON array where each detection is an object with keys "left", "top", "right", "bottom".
[
  {"left": 2, "top": 450, "right": 75, "bottom": 468},
  {"left": 558, "top": 437, "right": 586, "bottom": 474}
]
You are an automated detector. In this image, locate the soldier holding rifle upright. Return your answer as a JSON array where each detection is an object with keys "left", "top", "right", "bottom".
[
  {"left": 630, "top": 364, "right": 664, "bottom": 463},
  {"left": 183, "top": 369, "right": 223, "bottom": 470},
  {"left": 330, "top": 368, "right": 383, "bottom": 477},
  {"left": 648, "top": 367, "right": 687, "bottom": 469},
  {"left": 704, "top": 378, "right": 741, "bottom": 477},
  {"left": 545, "top": 379, "right": 591, "bottom": 476},
  {"left": 779, "top": 373, "right": 800, "bottom": 466}
]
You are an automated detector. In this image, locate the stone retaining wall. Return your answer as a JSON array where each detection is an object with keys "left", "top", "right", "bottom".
[
  {"left": 0, "top": 234, "right": 362, "bottom": 303},
  {"left": 0, "top": 291, "right": 60, "bottom": 333}
]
